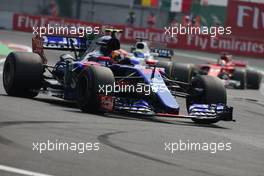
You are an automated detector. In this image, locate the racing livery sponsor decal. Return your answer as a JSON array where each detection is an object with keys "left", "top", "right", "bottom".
[
  {"left": 226, "top": 0, "right": 264, "bottom": 39},
  {"left": 12, "top": 13, "right": 264, "bottom": 58}
]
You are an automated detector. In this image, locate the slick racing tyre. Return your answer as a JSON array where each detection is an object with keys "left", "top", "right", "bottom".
[
  {"left": 187, "top": 75, "right": 227, "bottom": 124},
  {"left": 3, "top": 52, "right": 43, "bottom": 98},
  {"left": 232, "top": 69, "right": 246, "bottom": 89},
  {"left": 171, "top": 62, "right": 194, "bottom": 83},
  {"left": 246, "top": 70, "right": 262, "bottom": 90},
  {"left": 156, "top": 60, "right": 172, "bottom": 77},
  {"left": 77, "top": 65, "right": 115, "bottom": 113}
]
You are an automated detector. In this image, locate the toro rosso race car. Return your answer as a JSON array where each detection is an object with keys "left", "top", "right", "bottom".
[{"left": 2, "top": 29, "right": 233, "bottom": 124}]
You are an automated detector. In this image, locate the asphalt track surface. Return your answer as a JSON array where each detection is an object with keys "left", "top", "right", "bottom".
[{"left": 0, "top": 30, "right": 264, "bottom": 176}]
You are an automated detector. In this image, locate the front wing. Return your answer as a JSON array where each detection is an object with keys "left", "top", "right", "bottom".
[{"left": 99, "top": 95, "right": 234, "bottom": 122}]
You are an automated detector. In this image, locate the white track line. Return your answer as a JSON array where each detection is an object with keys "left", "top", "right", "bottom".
[
  {"left": 260, "top": 83, "right": 264, "bottom": 96},
  {"left": 3, "top": 42, "right": 32, "bottom": 52},
  {"left": 0, "top": 58, "right": 5, "bottom": 75},
  {"left": 0, "top": 58, "right": 5, "bottom": 64},
  {"left": 174, "top": 52, "right": 214, "bottom": 62},
  {"left": 0, "top": 164, "right": 54, "bottom": 176}
]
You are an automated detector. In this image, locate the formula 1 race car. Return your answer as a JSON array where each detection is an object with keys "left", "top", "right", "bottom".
[
  {"left": 2, "top": 29, "right": 233, "bottom": 124},
  {"left": 195, "top": 54, "right": 262, "bottom": 89},
  {"left": 130, "top": 38, "right": 174, "bottom": 59},
  {"left": 158, "top": 53, "right": 262, "bottom": 89}
]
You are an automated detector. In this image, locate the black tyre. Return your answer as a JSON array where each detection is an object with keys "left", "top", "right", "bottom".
[
  {"left": 246, "top": 70, "right": 262, "bottom": 90},
  {"left": 232, "top": 69, "right": 246, "bottom": 89},
  {"left": 76, "top": 65, "right": 115, "bottom": 113},
  {"left": 3, "top": 52, "right": 43, "bottom": 98},
  {"left": 187, "top": 75, "right": 227, "bottom": 124},
  {"left": 156, "top": 60, "right": 172, "bottom": 76},
  {"left": 171, "top": 62, "right": 194, "bottom": 83}
]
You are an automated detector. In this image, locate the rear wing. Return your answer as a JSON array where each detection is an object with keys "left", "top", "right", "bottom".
[
  {"left": 32, "top": 35, "right": 88, "bottom": 51},
  {"left": 147, "top": 41, "right": 174, "bottom": 59},
  {"left": 32, "top": 35, "right": 89, "bottom": 63},
  {"left": 150, "top": 48, "right": 174, "bottom": 58}
]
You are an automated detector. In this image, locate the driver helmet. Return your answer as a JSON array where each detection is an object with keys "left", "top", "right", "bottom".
[
  {"left": 219, "top": 59, "right": 226, "bottom": 66},
  {"left": 97, "top": 36, "right": 112, "bottom": 56},
  {"left": 97, "top": 35, "right": 121, "bottom": 56},
  {"left": 220, "top": 54, "right": 232, "bottom": 63}
]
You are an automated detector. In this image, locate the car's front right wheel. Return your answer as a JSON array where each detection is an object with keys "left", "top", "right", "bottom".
[
  {"left": 187, "top": 75, "right": 227, "bottom": 124},
  {"left": 76, "top": 65, "right": 115, "bottom": 113}
]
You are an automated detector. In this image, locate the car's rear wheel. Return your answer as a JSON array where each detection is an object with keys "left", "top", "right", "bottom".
[
  {"left": 156, "top": 60, "right": 172, "bottom": 77},
  {"left": 3, "top": 52, "right": 43, "bottom": 98},
  {"left": 232, "top": 69, "right": 246, "bottom": 89},
  {"left": 171, "top": 63, "right": 194, "bottom": 83},
  {"left": 246, "top": 70, "right": 262, "bottom": 89},
  {"left": 76, "top": 65, "right": 115, "bottom": 113},
  {"left": 187, "top": 75, "right": 227, "bottom": 124}
]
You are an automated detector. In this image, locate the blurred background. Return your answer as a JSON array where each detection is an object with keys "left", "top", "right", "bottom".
[
  {"left": 0, "top": 0, "right": 264, "bottom": 58},
  {"left": 0, "top": 0, "right": 262, "bottom": 28}
]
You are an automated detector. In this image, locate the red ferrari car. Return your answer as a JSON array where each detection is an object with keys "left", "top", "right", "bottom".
[
  {"left": 157, "top": 54, "right": 262, "bottom": 90},
  {"left": 194, "top": 54, "right": 262, "bottom": 89}
]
